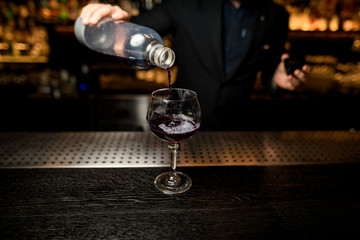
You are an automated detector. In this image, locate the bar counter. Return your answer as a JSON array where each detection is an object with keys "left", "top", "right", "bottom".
[{"left": 1, "top": 131, "right": 360, "bottom": 239}]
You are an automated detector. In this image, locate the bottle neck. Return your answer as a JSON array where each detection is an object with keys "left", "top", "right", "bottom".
[{"left": 148, "top": 44, "right": 175, "bottom": 69}]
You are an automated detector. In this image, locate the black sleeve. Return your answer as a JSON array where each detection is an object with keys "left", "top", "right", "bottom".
[
  {"left": 130, "top": 0, "right": 185, "bottom": 36},
  {"left": 261, "top": 4, "right": 289, "bottom": 93}
]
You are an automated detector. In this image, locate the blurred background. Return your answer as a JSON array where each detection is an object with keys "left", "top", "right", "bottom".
[{"left": 0, "top": 0, "right": 359, "bottom": 132}]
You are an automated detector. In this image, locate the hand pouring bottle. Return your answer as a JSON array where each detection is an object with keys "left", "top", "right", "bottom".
[{"left": 74, "top": 17, "right": 175, "bottom": 70}]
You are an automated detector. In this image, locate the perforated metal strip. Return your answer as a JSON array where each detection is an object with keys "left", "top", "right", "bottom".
[{"left": 0, "top": 131, "right": 359, "bottom": 168}]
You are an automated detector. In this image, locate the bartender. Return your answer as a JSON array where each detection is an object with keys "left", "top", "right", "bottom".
[{"left": 80, "top": 0, "right": 310, "bottom": 130}]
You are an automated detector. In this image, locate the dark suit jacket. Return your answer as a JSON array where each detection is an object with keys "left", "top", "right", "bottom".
[{"left": 132, "top": 0, "right": 289, "bottom": 130}]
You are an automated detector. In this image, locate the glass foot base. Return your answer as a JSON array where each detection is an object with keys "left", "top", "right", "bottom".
[{"left": 154, "top": 171, "right": 192, "bottom": 194}]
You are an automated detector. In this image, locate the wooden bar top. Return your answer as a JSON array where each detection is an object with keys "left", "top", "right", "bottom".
[{"left": 0, "top": 131, "right": 360, "bottom": 239}]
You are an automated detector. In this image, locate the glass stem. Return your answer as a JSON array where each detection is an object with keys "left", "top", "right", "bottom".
[{"left": 168, "top": 143, "right": 179, "bottom": 172}]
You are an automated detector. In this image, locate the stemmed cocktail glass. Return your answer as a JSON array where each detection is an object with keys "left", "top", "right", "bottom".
[{"left": 147, "top": 88, "right": 201, "bottom": 194}]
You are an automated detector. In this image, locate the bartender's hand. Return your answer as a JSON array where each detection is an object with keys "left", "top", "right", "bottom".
[
  {"left": 80, "top": 3, "right": 129, "bottom": 25},
  {"left": 273, "top": 53, "right": 311, "bottom": 91}
]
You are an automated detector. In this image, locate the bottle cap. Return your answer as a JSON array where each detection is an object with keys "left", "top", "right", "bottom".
[{"left": 150, "top": 44, "right": 175, "bottom": 69}]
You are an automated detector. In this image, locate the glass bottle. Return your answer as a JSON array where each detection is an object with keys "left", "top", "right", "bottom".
[{"left": 74, "top": 17, "right": 175, "bottom": 70}]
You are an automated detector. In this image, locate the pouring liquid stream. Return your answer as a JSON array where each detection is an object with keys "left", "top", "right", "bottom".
[{"left": 166, "top": 67, "right": 174, "bottom": 122}]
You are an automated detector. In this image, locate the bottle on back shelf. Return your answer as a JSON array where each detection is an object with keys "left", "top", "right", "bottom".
[{"left": 74, "top": 17, "right": 175, "bottom": 70}]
